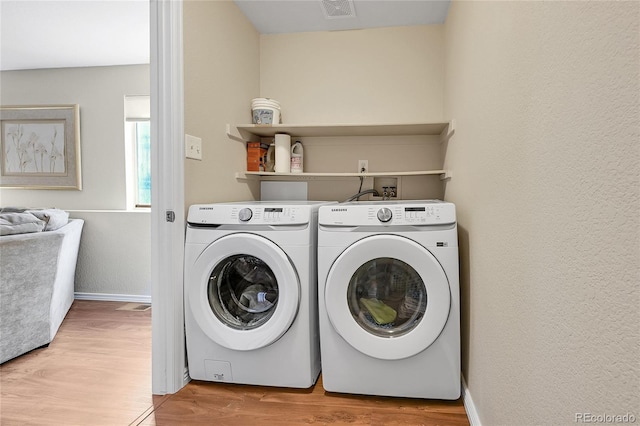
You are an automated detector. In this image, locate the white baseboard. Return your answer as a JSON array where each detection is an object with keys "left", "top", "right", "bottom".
[
  {"left": 462, "top": 376, "right": 482, "bottom": 426},
  {"left": 74, "top": 292, "right": 152, "bottom": 304}
]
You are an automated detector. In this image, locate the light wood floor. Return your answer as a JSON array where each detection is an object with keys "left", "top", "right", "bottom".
[{"left": 0, "top": 300, "right": 469, "bottom": 426}]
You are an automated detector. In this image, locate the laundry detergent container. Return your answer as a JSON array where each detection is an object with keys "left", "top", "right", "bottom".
[{"left": 251, "top": 98, "right": 281, "bottom": 125}]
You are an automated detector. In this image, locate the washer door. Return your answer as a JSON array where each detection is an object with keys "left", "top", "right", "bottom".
[
  {"left": 189, "top": 233, "right": 300, "bottom": 351},
  {"left": 325, "top": 235, "right": 450, "bottom": 360}
]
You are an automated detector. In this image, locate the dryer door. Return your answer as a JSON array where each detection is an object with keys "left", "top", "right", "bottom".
[
  {"left": 325, "top": 234, "right": 450, "bottom": 360},
  {"left": 189, "top": 233, "right": 300, "bottom": 351}
]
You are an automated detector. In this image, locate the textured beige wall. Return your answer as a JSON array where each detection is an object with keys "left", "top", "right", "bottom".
[
  {"left": 260, "top": 26, "right": 446, "bottom": 201},
  {"left": 260, "top": 25, "right": 444, "bottom": 124},
  {"left": 183, "top": 0, "right": 260, "bottom": 209},
  {"left": 444, "top": 1, "right": 639, "bottom": 423},
  {"left": 71, "top": 210, "right": 150, "bottom": 297}
]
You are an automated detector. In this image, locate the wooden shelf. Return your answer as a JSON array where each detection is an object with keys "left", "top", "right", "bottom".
[
  {"left": 236, "top": 170, "right": 451, "bottom": 180},
  {"left": 228, "top": 121, "right": 454, "bottom": 182},
  {"left": 226, "top": 122, "right": 453, "bottom": 142}
]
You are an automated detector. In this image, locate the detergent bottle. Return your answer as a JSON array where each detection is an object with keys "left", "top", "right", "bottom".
[{"left": 290, "top": 141, "right": 304, "bottom": 173}]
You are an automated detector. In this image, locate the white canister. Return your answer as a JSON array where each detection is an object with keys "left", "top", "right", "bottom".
[
  {"left": 274, "top": 134, "right": 291, "bottom": 173},
  {"left": 290, "top": 141, "right": 304, "bottom": 173}
]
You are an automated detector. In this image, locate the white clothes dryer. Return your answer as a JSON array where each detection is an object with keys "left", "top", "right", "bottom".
[
  {"left": 317, "top": 200, "right": 460, "bottom": 399},
  {"left": 184, "top": 201, "right": 333, "bottom": 388}
]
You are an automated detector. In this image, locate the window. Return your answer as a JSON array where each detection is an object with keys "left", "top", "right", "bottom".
[{"left": 125, "top": 95, "right": 151, "bottom": 208}]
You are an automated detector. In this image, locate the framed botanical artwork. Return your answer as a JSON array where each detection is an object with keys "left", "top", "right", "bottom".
[{"left": 0, "top": 104, "right": 82, "bottom": 189}]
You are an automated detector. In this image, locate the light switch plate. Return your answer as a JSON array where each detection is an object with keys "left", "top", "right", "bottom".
[{"left": 185, "top": 134, "right": 202, "bottom": 160}]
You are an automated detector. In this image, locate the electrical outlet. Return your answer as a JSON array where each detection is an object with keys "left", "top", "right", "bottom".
[
  {"left": 358, "top": 160, "right": 368, "bottom": 173},
  {"left": 185, "top": 134, "right": 202, "bottom": 160}
]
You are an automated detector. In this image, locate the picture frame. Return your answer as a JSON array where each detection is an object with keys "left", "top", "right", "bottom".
[{"left": 0, "top": 104, "right": 82, "bottom": 190}]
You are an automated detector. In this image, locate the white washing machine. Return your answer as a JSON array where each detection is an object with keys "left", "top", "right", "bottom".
[
  {"left": 184, "top": 201, "right": 333, "bottom": 388},
  {"left": 317, "top": 200, "right": 460, "bottom": 399}
]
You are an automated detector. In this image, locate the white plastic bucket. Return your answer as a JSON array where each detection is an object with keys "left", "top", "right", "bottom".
[
  {"left": 251, "top": 98, "right": 280, "bottom": 108},
  {"left": 251, "top": 98, "right": 281, "bottom": 125}
]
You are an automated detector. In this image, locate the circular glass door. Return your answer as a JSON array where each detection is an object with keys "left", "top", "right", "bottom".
[
  {"left": 347, "top": 257, "right": 427, "bottom": 338},
  {"left": 325, "top": 235, "right": 450, "bottom": 360},
  {"left": 208, "top": 254, "right": 279, "bottom": 330},
  {"left": 189, "top": 233, "right": 300, "bottom": 351}
]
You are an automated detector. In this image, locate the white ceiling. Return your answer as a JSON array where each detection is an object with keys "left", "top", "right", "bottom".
[
  {"left": 0, "top": 0, "right": 449, "bottom": 72},
  {"left": 0, "top": 0, "right": 151, "bottom": 71},
  {"left": 235, "top": 0, "right": 450, "bottom": 34}
]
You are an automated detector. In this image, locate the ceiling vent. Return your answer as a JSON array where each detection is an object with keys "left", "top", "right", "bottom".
[{"left": 321, "top": 0, "right": 356, "bottom": 19}]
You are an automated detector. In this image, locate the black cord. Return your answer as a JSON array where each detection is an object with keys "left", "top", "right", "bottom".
[{"left": 354, "top": 176, "right": 365, "bottom": 201}]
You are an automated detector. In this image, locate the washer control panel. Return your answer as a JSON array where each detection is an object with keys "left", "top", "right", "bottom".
[
  {"left": 188, "top": 203, "right": 314, "bottom": 225},
  {"left": 320, "top": 201, "right": 456, "bottom": 226},
  {"left": 231, "top": 206, "right": 301, "bottom": 224}
]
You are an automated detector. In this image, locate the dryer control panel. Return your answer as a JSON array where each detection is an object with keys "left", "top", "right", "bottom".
[{"left": 319, "top": 200, "right": 456, "bottom": 226}]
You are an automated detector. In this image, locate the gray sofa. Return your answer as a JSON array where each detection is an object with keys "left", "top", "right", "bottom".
[{"left": 0, "top": 214, "right": 84, "bottom": 364}]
